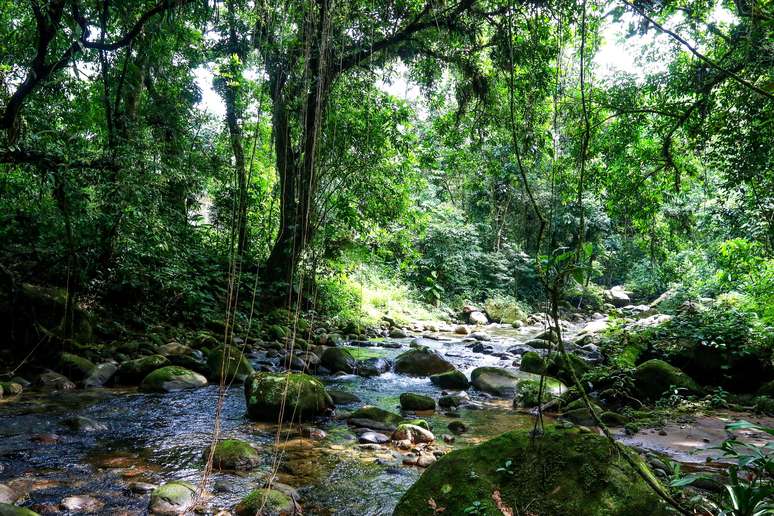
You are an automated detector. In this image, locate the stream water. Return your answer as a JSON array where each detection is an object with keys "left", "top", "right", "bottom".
[{"left": 0, "top": 321, "right": 631, "bottom": 514}]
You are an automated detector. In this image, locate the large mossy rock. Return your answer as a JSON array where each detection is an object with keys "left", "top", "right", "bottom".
[
  {"left": 148, "top": 481, "right": 197, "bottom": 515},
  {"left": 244, "top": 372, "right": 333, "bottom": 422},
  {"left": 394, "top": 348, "right": 454, "bottom": 377},
  {"left": 470, "top": 367, "right": 521, "bottom": 396},
  {"left": 400, "top": 393, "right": 435, "bottom": 411},
  {"left": 633, "top": 359, "right": 701, "bottom": 401},
  {"left": 205, "top": 438, "right": 260, "bottom": 471},
  {"left": 116, "top": 355, "right": 170, "bottom": 384},
  {"left": 234, "top": 488, "right": 296, "bottom": 516},
  {"left": 140, "top": 366, "right": 207, "bottom": 392},
  {"left": 58, "top": 352, "right": 95, "bottom": 380},
  {"left": 519, "top": 351, "right": 546, "bottom": 374},
  {"left": 348, "top": 405, "right": 403, "bottom": 431},
  {"left": 207, "top": 345, "right": 254, "bottom": 383},
  {"left": 320, "top": 347, "right": 357, "bottom": 373},
  {"left": 394, "top": 428, "right": 670, "bottom": 516},
  {"left": 430, "top": 369, "right": 469, "bottom": 389},
  {"left": 483, "top": 298, "right": 526, "bottom": 324}
]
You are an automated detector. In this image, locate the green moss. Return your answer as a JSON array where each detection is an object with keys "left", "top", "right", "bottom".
[
  {"left": 139, "top": 366, "right": 207, "bottom": 392},
  {"left": 520, "top": 352, "right": 546, "bottom": 374},
  {"left": 430, "top": 369, "right": 469, "bottom": 389},
  {"left": 546, "top": 353, "right": 590, "bottom": 386},
  {"left": 244, "top": 372, "right": 333, "bottom": 422},
  {"left": 399, "top": 393, "right": 436, "bottom": 411},
  {"left": 394, "top": 428, "right": 670, "bottom": 516},
  {"left": 149, "top": 481, "right": 196, "bottom": 513},
  {"left": 207, "top": 345, "right": 254, "bottom": 383},
  {"left": 59, "top": 352, "right": 95, "bottom": 379},
  {"left": 343, "top": 346, "right": 390, "bottom": 360},
  {"left": 348, "top": 405, "right": 403, "bottom": 427},
  {"left": 267, "top": 324, "right": 288, "bottom": 340},
  {"left": 117, "top": 354, "right": 170, "bottom": 384},
  {"left": 206, "top": 438, "right": 260, "bottom": 470},
  {"left": 406, "top": 418, "right": 430, "bottom": 430},
  {"left": 234, "top": 488, "right": 293, "bottom": 516},
  {"left": 633, "top": 359, "right": 701, "bottom": 401}
]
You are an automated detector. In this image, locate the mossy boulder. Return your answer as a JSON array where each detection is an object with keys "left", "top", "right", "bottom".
[
  {"left": 148, "top": 481, "right": 197, "bottom": 515},
  {"left": 0, "top": 382, "right": 21, "bottom": 396},
  {"left": 348, "top": 405, "right": 403, "bottom": 431},
  {"left": 140, "top": 366, "right": 207, "bottom": 392},
  {"left": 430, "top": 369, "right": 469, "bottom": 389},
  {"left": 633, "top": 359, "right": 701, "bottom": 401},
  {"left": 400, "top": 393, "right": 435, "bottom": 411},
  {"left": 116, "top": 355, "right": 170, "bottom": 384},
  {"left": 320, "top": 347, "right": 357, "bottom": 373},
  {"left": 483, "top": 298, "right": 527, "bottom": 324},
  {"left": 234, "top": 488, "right": 295, "bottom": 516},
  {"left": 0, "top": 504, "right": 39, "bottom": 516},
  {"left": 205, "top": 438, "right": 260, "bottom": 471},
  {"left": 207, "top": 345, "right": 254, "bottom": 383},
  {"left": 58, "top": 352, "right": 95, "bottom": 380},
  {"left": 546, "top": 353, "right": 591, "bottom": 386},
  {"left": 560, "top": 399, "right": 604, "bottom": 426},
  {"left": 394, "top": 348, "right": 454, "bottom": 377},
  {"left": 519, "top": 351, "right": 546, "bottom": 374},
  {"left": 394, "top": 428, "right": 670, "bottom": 516},
  {"left": 267, "top": 324, "right": 288, "bottom": 340},
  {"left": 470, "top": 367, "right": 521, "bottom": 396},
  {"left": 245, "top": 372, "right": 333, "bottom": 422},
  {"left": 326, "top": 388, "right": 361, "bottom": 405}
]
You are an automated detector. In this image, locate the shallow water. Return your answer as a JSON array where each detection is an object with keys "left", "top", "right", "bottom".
[{"left": 0, "top": 324, "right": 563, "bottom": 514}]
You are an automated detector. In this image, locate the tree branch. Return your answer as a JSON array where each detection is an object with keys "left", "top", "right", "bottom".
[{"left": 621, "top": 0, "right": 774, "bottom": 101}]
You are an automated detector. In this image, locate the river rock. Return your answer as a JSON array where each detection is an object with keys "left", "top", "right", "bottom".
[
  {"left": 524, "top": 338, "right": 552, "bottom": 349},
  {"left": 470, "top": 367, "right": 521, "bottom": 396},
  {"left": 394, "top": 348, "right": 454, "bottom": 377},
  {"left": 0, "top": 485, "right": 17, "bottom": 504},
  {"left": 468, "top": 311, "right": 487, "bottom": 325},
  {"left": 394, "top": 429, "right": 671, "bottom": 516},
  {"left": 128, "top": 482, "right": 157, "bottom": 494},
  {"left": 140, "top": 366, "right": 207, "bottom": 392},
  {"left": 62, "top": 415, "right": 107, "bottom": 433},
  {"left": 0, "top": 382, "right": 22, "bottom": 396},
  {"left": 469, "top": 331, "right": 491, "bottom": 341},
  {"left": 149, "top": 481, "right": 197, "bottom": 515},
  {"left": 416, "top": 454, "right": 437, "bottom": 467},
  {"left": 36, "top": 370, "right": 75, "bottom": 391},
  {"left": 429, "top": 369, "right": 469, "bottom": 389},
  {"left": 205, "top": 438, "right": 260, "bottom": 471},
  {"left": 320, "top": 347, "right": 357, "bottom": 373},
  {"left": 234, "top": 488, "right": 297, "bottom": 516},
  {"left": 245, "top": 372, "right": 333, "bottom": 422},
  {"left": 60, "top": 495, "right": 103, "bottom": 513},
  {"left": 207, "top": 345, "right": 254, "bottom": 383},
  {"left": 605, "top": 285, "right": 631, "bottom": 307},
  {"left": 348, "top": 406, "right": 403, "bottom": 431},
  {"left": 83, "top": 362, "right": 118, "bottom": 388},
  {"left": 633, "top": 359, "right": 701, "bottom": 401},
  {"left": 357, "top": 357, "right": 390, "bottom": 377},
  {"left": 454, "top": 325, "right": 469, "bottom": 335},
  {"left": 448, "top": 420, "right": 467, "bottom": 434},
  {"left": 116, "top": 355, "right": 170, "bottom": 384},
  {"left": 519, "top": 351, "right": 546, "bottom": 374},
  {"left": 326, "top": 388, "right": 361, "bottom": 405},
  {"left": 58, "top": 352, "right": 95, "bottom": 380},
  {"left": 389, "top": 328, "right": 408, "bottom": 338},
  {"left": 359, "top": 431, "right": 390, "bottom": 444},
  {"left": 392, "top": 424, "right": 434, "bottom": 444},
  {"left": 439, "top": 391, "right": 468, "bottom": 408},
  {"left": 399, "top": 393, "right": 435, "bottom": 411}
]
